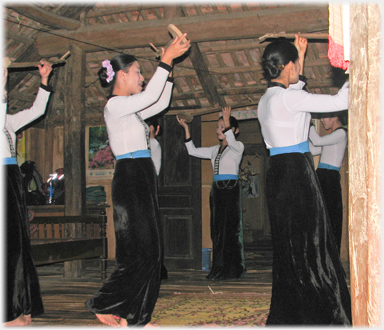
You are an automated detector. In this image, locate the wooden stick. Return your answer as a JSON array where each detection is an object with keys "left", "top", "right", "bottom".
[
  {"left": 149, "top": 43, "right": 162, "bottom": 58},
  {"left": 259, "top": 32, "right": 328, "bottom": 43},
  {"left": 166, "top": 102, "right": 259, "bottom": 117},
  {"left": 8, "top": 51, "right": 71, "bottom": 69}
]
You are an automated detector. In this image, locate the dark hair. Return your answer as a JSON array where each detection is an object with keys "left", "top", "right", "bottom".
[
  {"left": 329, "top": 110, "right": 348, "bottom": 126},
  {"left": 218, "top": 115, "right": 239, "bottom": 136},
  {"left": 98, "top": 53, "right": 137, "bottom": 90},
  {"left": 312, "top": 110, "right": 348, "bottom": 126},
  {"left": 261, "top": 39, "right": 299, "bottom": 81},
  {"left": 145, "top": 116, "right": 163, "bottom": 136}
]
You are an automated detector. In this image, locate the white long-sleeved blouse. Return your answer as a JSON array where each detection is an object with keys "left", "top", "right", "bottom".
[
  {"left": 308, "top": 125, "right": 347, "bottom": 168},
  {"left": 185, "top": 129, "right": 244, "bottom": 176},
  {"left": 258, "top": 79, "right": 349, "bottom": 149},
  {"left": 104, "top": 62, "right": 173, "bottom": 157},
  {"left": 2, "top": 85, "right": 52, "bottom": 159}
]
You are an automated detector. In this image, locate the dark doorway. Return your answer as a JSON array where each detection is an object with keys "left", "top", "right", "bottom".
[{"left": 157, "top": 115, "right": 202, "bottom": 270}]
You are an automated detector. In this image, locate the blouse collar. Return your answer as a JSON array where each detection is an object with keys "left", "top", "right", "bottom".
[{"left": 268, "top": 81, "right": 287, "bottom": 89}]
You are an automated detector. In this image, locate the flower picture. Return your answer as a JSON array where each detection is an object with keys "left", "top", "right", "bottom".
[{"left": 88, "top": 126, "right": 114, "bottom": 170}]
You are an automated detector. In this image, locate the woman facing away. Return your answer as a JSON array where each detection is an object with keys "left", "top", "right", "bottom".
[
  {"left": 257, "top": 35, "right": 352, "bottom": 325},
  {"left": 309, "top": 111, "right": 348, "bottom": 253},
  {"left": 3, "top": 59, "right": 52, "bottom": 326},
  {"left": 85, "top": 34, "right": 190, "bottom": 327},
  {"left": 177, "top": 106, "right": 247, "bottom": 280}
]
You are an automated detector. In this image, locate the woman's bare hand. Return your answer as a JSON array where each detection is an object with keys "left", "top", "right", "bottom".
[
  {"left": 222, "top": 106, "right": 232, "bottom": 129},
  {"left": 294, "top": 34, "right": 308, "bottom": 57},
  {"left": 161, "top": 34, "right": 191, "bottom": 65},
  {"left": 37, "top": 59, "right": 52, "bottom": 86}
]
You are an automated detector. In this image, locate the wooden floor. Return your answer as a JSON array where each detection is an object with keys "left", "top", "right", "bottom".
[
  {"left": 30, "top": 242, "right": 350, "bottom": 327},
  {"left": 29, "top": 243, "right": 273, "bottom": 326}
]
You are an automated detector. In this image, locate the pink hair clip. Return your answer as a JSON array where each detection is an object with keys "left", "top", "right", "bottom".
[{"left": 102, "top": 59, "right": 115, "bottom": 83}]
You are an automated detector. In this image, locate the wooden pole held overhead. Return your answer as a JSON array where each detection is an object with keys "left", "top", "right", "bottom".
[
  {"left": 7, "top": 51, "right": 71, "bottom": 69},
  {"left": 259, "top": 32, "right": 328, "bottom": 43}
]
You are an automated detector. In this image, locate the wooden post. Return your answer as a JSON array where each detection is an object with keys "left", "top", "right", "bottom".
[
  {"left": 349, "top": 4, "right": 381, "bottom": 326},
  {"left": 63, "top": 43, "right": 86, "bottom": 277}
]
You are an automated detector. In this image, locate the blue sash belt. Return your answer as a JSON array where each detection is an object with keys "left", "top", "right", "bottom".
[
  {"left": 317, "top": 162, "right": 340, "bottom": 171},
  {"left": 116, "top": 149, "right": 151, "bottom": 160},
  {"left": 269, "top": 141, "right": 310, "bottom": 156},
  {"left": 3, "top": 157, "right": 17, "bottom": 165},
  {"left": 213, "top": 174, "right": 238, "bottom": 182}
]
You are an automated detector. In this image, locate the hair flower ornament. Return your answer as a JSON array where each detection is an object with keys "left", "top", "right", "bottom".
[{"left": 102, "top": 59, "right": 115, "bottom": 83}]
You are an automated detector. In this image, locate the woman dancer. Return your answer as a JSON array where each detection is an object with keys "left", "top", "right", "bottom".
[
  {"left": 258, "top": 35, "right": 352, "bottom": 325},
  {"left": 309, "top": 111, "right": 348, "bottom": 253},
  {"left": 3, "top": 59, "right": 52, "bottom": 326},
  {"left": 85, "top": 34, "right": 190, "bottom": 327},
  {"left": 177, "top": 106, "right": 247, "bottom": 280}
]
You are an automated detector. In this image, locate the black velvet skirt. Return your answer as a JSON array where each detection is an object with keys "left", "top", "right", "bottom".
[
  {"left": 265, "top": 152, "right": 352, "bottom": 325},
  {"left": 207, "top": 179, "right": 247, "bottom": 280},
  {"left": 5, "top": 164, "right": 44, "bottom": 322},
  {"left": 316, "top": 168, "right": 343, "bottom": 253},
  {"left": 85, "top": 158, "right": 162, "bottom": 326}
]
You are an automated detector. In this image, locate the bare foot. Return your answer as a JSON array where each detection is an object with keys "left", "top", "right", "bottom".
[
  {"left": 119, "top": 318, "right": 128, "bottom": 327},
  {"left": 144, "top": 323, "right": 160, "bottom": 327},
  {"left": 96, "top": 314, "right": 121, "bottom": 327},
  {"left": 4, "top": 314, "right": 32, "bottom": 326}
]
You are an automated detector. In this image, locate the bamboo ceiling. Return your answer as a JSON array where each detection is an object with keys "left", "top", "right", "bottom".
[{"left": 4, "top": 3, "right": 347, "bottom": 127}]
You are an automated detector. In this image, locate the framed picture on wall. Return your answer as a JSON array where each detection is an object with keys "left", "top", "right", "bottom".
[
  {"left": 86, "top": 125, "right": 115, "bottom": 179},
  {"left": 243, "top": 175, "right": 259, "bottom": 198}
]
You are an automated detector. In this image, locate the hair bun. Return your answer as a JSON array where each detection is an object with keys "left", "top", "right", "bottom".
[{"left": 98, "top": 67, "right": 110, "bottom": 86}]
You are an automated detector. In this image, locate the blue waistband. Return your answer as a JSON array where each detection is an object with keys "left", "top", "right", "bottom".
[
  {"left": 3, "top": 157, "right": 17, "bottom": 165},
  {"left": 116, "top": 149, "right": 151, "bottom": 160},
  {"left": 213, "top": 174, "right": 238, "bottom": 182},
  {"left": 269, "top": 141, "right": 310, "bottom": 156},
  {"left": 317, "top": 162, "right": 340, "bottom": 171}
]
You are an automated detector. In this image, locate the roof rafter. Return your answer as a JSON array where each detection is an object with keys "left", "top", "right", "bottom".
[
  {"left": 34, "top": 4, "right": 328, "bottom": 57},
  {"left": 6, "top": 4, "right": 82, "bottom": 30}
]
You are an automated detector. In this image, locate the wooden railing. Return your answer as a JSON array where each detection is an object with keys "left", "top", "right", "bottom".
[{"left": 30, "top": 213, "right": 108, "bottom": 279}]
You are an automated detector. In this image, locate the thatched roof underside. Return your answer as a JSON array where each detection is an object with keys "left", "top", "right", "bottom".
[{"left": 4, "top": 3, "right": 347, "bottom": 127}]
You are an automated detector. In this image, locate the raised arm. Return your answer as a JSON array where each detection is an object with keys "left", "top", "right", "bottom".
[
  {"left": 6, "top": 60, "right": 52, "bottom": 132},
  {"left": 294, "top": 34, "right": 308, "bottom": 76},
  {"left": 224, "top": 129, "right": 244, "bottom": 156},
  {"left": 285, "top": 81, "right": 349, "bottom": 113},
  {"left": 309, "top": 125, "right": 347, "bottom": 146},
  {"left": 177, "top": 115, "right": 213, "bottom": 159},
  {"left": 38, "top": 59, "right": 52, "bottom": 86},
  {"left": 140, "top": 79, "right": 174, "bottom": 120},
  {"left": 222, "top": 106, "right": 244, "bottom": 155},
  {"left": 177, "top": 115, "right": 191, "bottom": 140}
]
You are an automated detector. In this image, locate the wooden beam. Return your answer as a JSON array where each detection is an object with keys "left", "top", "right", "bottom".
[
  {"left": 63, "top": 43, "right": 86, "bottom": 277},
  {"left": 164, "top": 5, "right": 183, "bottom": 19},
  {"left": 64, "top": 43, "right": 86, "bottom": 216},
  {"left": 164, "top": 6, "right": 224, "bottom": 109},
  {"left": 189, "top": 42, "right": 226, "bottom": 108},
  {"left": 348, "top": 3, "right": 381, "bottom": 327},
  {"left": 34, "top": 5, "right": 329, "bottom": 56},
  {"left": 86, "top": 4, "right": 164, "bottom": 18},
  {"left": 6, "top": 4, "right": 82, "bottom": 30},
  {"left": 44, "top": 64, "right": 66, "bottom": 129},
  {"left": 6, "top": 7, "right": 89, "bottom": 96},
  {"left": 7, "top": 43, "right": 42, "bottom": 93},
  {"left": 7, "top": 30, "right": 34, "bottom": 46}
]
